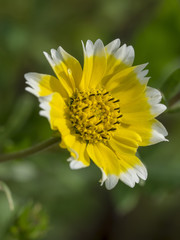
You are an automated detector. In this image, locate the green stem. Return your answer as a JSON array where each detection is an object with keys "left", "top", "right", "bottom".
[
  {"left": 0, "top": 181, "right": 14, "bottom": 211},
  {"left": 0, "top": 137, "right": 61, "bottom": 163}
]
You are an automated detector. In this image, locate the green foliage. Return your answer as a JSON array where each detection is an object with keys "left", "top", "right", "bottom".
[
  {"left": 161, "top": 68, "right": 180, "bottom": 101},
  {"left": 5, "top": 202, "right": 49, "bottom": 240},
  {"left": 161, "top": 68, "right": 180, "bottom": 112}
]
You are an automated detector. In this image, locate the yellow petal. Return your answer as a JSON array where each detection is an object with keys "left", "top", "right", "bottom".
[
  {"left": 80, "top": 39, "right": 107, "bottom": 90},
  {"left": 109, "top": 128, "right": 141, "bottom": 155},
  {"left": 104, "top": 67, "right": 146, "bottom": 101},
  {"left": 87, "top": 142, "right": 120, "bottom": 176},
  {"left": 63, "top": 134, "right": 90, "bottom": 168}
]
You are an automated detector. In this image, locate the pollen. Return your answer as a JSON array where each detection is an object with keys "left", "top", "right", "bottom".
[{"left": 69, "top": 89, "right": 123, "bottom": 143}]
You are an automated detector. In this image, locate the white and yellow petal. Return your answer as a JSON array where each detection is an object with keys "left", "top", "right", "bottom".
[
  {"left": 104, "top": 39, "right": 135, "bottom": 78},
  {"left": 63, "top": 134, "right": 90, "bottom": 169},
  {"left": 38, "top": 92, "right": 71, "bottom": 136},
  {"left": 25, "top": 72, "right": 69, "bottom": 99},
  {"left": 87, "top": 142, "right": 147, "bottom": 190},
  {"left": 118, "top": 156, "right": 148, "bottom": 188},
  {"left": 43, "top": 46, "right": 82, "bottom": 95}
]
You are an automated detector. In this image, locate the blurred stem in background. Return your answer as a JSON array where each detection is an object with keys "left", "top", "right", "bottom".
[
  {"left": 0, "top": 181, "right": 14, "bottom": 211},
  {"left": 0, "top": 137, "right": 61, "bottom": 163}
]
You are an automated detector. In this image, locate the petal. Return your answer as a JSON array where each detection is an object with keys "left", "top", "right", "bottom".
[
  {"left": 58, "top": 46, "right": 82, "bottom": 87},
  {"left": 121, "top": 100, "right": 166, "bottom": 123},
  {"left": 114, "top": 44, "right": 135, "bottom": 66},
  {"left": 80, "top": 39, "right": 107, "bottom": 90},
  {"left": 108, "top": 130, "right": 147, "bottom": 186},
  {"left": 150, "top": 119, "right": 168, "bottom": 145},
  {"left": 121, "top": 155, "right": 148, "bottom": 180},
  {"left": 87, "top": 142, "right": 121, "bottom": 176},
  {"left": 87, "top": 143, "right": 147, "bottom": 189},
  {"left": 39, "top": 92, "right": 71, "bottom": 135},
  {"left": 25, "top": 72, "right": 69, "bottom": 98},
  {"left": 150, "top": 104, "right": 167, "bottom": 117},
  {"left": 146, "top": 86, "right": 162, "bottom": 105},
  {"left": 43, "top": 46, "right": 82, "bottom": 95},
  {"left": 105, "top": 39, "right": 121, "bottom": 55},
  {"left": 128, "top": 119, "right": 168, "bottom": 146},
  {"left": 104, "top": 39, "right": 135, "bottom": 79},
  {"left": 120, "top": 96, "right": 152, "bottom": 123},
  {"left": 118, "top": 155, "right": 148, "bottom": 187},
  {"left": 104, "top": 66, "right": 148, "bottom": 104},
  {"left": 134, "top": 63, "right": 150, "bottom": 85},
  {"left": 63, "top": 134, "right": 90, "bottom": 168},
  {"left": 108, "top": 129, "right": 141, "bottom": 155},
  {"left": 105, "top": 175, "right": 119, "bottom": 190}
]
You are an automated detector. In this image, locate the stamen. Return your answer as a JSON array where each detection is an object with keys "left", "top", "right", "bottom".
[
  {"left": 114, "top": 121, "right": 120, "bottom": 124},
  {"left": 98, "top": 130, "right": 103, "bottom": 134},
  {"left": 102, "top": 136, "right": 108, "bottom": 139},
  {"left": 108, "top": 128, "right": 116, "bottom": 131},
  {"left": 96, "top": 120, "right": 102, "bottom": 126},
  {"left": 113, "top": 99, "right": 120, "bottom": 103},
  {"left": 69, "top": 89, "right": 122, "bottom": 143},
  {"left": 82, "top": 106, "right": 88, "bottom": 110},
  {"left": 88, "top": 115, "right": 95, "bottom": 119}
]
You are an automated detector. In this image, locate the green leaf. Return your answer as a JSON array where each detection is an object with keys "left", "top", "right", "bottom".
[{"left": 161, "top": 68, "right": 180, "bottom": 102}]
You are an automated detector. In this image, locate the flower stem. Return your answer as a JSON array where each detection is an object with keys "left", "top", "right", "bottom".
[{"left": 0, "top": 137, "right": 61, "bottom": 163}]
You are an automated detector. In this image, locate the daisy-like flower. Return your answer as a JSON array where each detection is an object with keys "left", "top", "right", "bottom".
[{"left": 25, "top": 39, "right": 168, "bottom": 190}]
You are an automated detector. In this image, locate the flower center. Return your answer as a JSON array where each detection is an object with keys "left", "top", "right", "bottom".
[{"left": 69, "top": 89, "right": 123, "bottom": 143}]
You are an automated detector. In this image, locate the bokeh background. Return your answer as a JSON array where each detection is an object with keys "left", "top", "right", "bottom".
[{"left": 0, "top": 0, "right": 180, "bottom": 239}]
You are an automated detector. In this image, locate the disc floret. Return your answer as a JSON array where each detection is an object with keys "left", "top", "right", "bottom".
[{"left": 69, "top": 89, "right": 123, "bottom": 143}]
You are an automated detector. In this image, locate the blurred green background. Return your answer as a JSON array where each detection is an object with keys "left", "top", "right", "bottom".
[{"left": 0, "top": 0, "right": 180, "bottom": 239}]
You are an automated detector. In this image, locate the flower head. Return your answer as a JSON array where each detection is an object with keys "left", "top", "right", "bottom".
[{"left": 25, "top": 39, "right": 168, "bottom": 189}]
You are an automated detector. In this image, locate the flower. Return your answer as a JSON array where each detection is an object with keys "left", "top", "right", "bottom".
[{"left": 25, "top": 39, "right": 168, "bottom": 190}]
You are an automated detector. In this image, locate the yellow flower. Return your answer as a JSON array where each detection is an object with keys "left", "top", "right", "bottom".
[{"left": 25, "top": 39, "right": 168, "bottom": 189}]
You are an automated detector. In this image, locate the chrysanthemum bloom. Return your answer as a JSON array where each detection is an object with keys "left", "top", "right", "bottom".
[{"left": 25, "top": 39, "right": 168, "bottom": 189}]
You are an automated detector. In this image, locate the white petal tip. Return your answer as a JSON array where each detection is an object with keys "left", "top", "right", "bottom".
[
  {"left": 151, "top": 104, "right": 167, "bottom": 117},
  {"left": 25, "top": 87, "right": 39, "bottom": 97},
  {"left": 105, "top": 39, "right": 121, "bottom": 54},
  {"left": 105, "top": 175, "right": 119, "bottom": 190},
  {"left": 69, "top": 160, "right": 87, "bottom": 170},
  {"left": 100, "top": 169, "right": 107, "bottom": 186},
  {"left": 43, "top": 51, "right": 55, "bottom": 66}
]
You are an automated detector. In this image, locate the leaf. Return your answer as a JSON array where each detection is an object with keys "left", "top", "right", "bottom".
[{"left": 161, "top": 68, "right": 180, "bottom": 102}]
